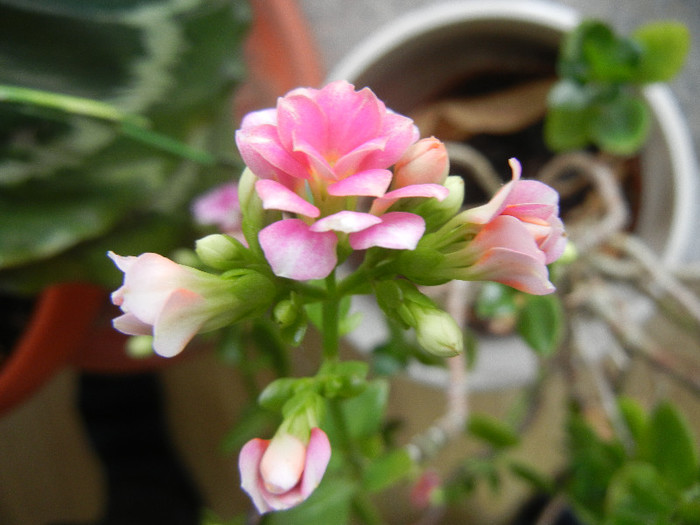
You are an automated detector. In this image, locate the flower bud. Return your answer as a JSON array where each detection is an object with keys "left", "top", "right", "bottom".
[
  {"left": 259, "top": 433, "right": 307, "bottom": 494},
  {"left": 413, "top": 175, "right": 465, "bottom": 229},
  {"left": 195, "top": 234, "right": 250, "bottom": 270},
  {"left": 393, "top": 137, "right": 449, "bottom": 188},
  {"left": 411, "top": 304, "right": 463, "bottom": 357}
]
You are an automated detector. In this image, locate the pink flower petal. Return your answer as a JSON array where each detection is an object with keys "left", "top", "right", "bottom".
[
  {"left": 277, "top": 91, "right": 328, "bottom": 155},
  {"left": 370, "top": 183, "right": 450, "bottom": 215},
  {"left": 112, "top": 312, "right": 152, "bottom": 336},
  {"left": 472, "top": 216, "right": 546, "bottom": 264},
  {"left": 108, "top": 252, "right": 193, "bottom": 325},
  {"left": 310, "top": 211, "right": 382, "bottom": 233},
  {"left": 349, "top": 212, "right": 425, "bottom": 250},
  {"left": 255, "top": 179, "right": 320, "bottom": 218},
  {"left": 317, "top": 82, "right": 385, "bottom": 154},
  {"left": 472, "top": 248, "right": 555, "bottom": 295},
  {"left": 327, "top": 169, "right": 392, "bottom": 197},
  {"left": 153, "top": 289, "right": 209, "bottom": 357},
  {"left": 235, "top": 124, "right": 310, "bottom": 183},
  {"left": 300, "top": 428, "right": 332, "bottom": 498},
  {"left": 239, "top": 438, "right": 274, "bottom": 514},
  {"left": 259, "top": 219, "right": 338, "bottom": 280}
]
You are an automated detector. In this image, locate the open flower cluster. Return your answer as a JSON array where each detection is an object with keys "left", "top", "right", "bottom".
[
  {"left": 107, "top": 80, "right": 566, "bottom": 516},
  {"left": 235, "top": 80, "right": 450, "bottom": 280}
]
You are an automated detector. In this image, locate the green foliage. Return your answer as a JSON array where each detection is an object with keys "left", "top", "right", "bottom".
[
  {"left": 545, "top": 19, "right": 690, "bottom": 155},
  {"left": 0, "top": 0, "right": 250, "bottom": 293},
  {"left": 467, "top": 413, "right": 521, "bottom": 450},
  {"left": 564, "top": 399, "right": 700, "bottom": 525},
  {"left": 475, "top": 282, "right": 565, "bottom": 357}
]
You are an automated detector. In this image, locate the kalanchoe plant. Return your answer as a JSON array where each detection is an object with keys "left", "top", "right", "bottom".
[
  {"left": 108, "top": 80, "right": 567, "bottom": 520},
  {"left": 544, "top": 19, "right": 690, "bottom": 154}
]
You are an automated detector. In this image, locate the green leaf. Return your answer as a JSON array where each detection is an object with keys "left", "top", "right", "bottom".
[
  {"left": 339, "top": 380, "right": 389, "bottom": 441},
  {"left": 467, "top": 413, "right": 520, "bottom": 450},
  {"left": 590, "top": 92, "right": 651, "bottom": 155},
  {"left": 362, "top": 448, "right": 414, "bottom": 493},
  {"left": 566, "top": 413, "right": 627, "bottom": 520},
  {"left": 640, "top": 401, "right": 699, "bottom": 490},
  {"left": 617, "top": 397, "right": 647, "bottom": 447},
  {"left": 631, "top": 22, "right": 691, "bottom": 83},
  {"left": 508, "top": 461, "right": 555, "bottom": 493},
  {"left": 605, "top": 462, "right": 675, "bottom": 525},
  {"left": 475, "top": 282, "right": 518, "bottom": 320},
  {"left": 262, "top": 475, "right": 355, "bottom": 525},
  {"left": 544, "top": 80, "right": 594, "bottom": 152},
  {"left": 516, "top": 294, "right": 564, "bottom": 356}
]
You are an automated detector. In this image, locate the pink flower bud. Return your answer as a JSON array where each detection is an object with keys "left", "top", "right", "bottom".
[
  {"left": 393, "top": 137, "right": 449, "bottom": 188},
  {"left": 239, "top": 428, "right": 331, "bottom": 514}
]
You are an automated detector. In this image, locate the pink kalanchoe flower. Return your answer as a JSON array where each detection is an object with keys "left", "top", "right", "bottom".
[
  {"left": 235, "top": 80, "right": 449, "bottom": 280},
  {"left": 463, "top": 158, "right": 567, "bottom": 264},
  {"left": 191, "top": 182, "right": 245, "bottom": 242},
  {"left": 239, "top": 428, "right": 331, "bottom": 514},
  {"left": 108, "top": 252, "right": 273, "bottom": 357},
  {"left": 392, "top": 137, "right": 449, "bottom": 189},
  {"left": 464, "top": 215, "right": 555, "bottom": 295}
]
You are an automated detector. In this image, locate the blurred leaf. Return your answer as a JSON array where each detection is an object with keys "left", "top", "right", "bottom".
[
  {"left": 475, "top": 282, "right": 518, "bottom": 320},
  {"left": 220, "top": 404, "right": 279, "bottom": 455},
  {"left": 262, "top": 475, "right": 355, "bottom": 525},
  {"left": 605, "top": 462, "right": 675, "bottom": 525},
  {"left": 338, "top": 379, "right": 389, "bottom": 441},
  {"left": 362, "top": 448, "right": 414, "bottom": 493},
  {"left": 566, "top": 413, "right": 627, "bottom": 520},
  {"left": 591, "top": 92, "right": 651, "bottom": 155},
  {"left": 640, "top": 401, "right": 699, "bottom": 491},
  {"left": 467, "top": 413, "right": 520, "bottom": 450},
  {"left": 544, "top": 80, "right": 594, "bottom": 152},
  {"left": 509, "top": 461, "right": 555, "bottom": 494},
  {"left": 631, "top": 22, "right": 691, "bottom": 83},
  {"left": 516, "top": 293, "right": 564, "bottom": 356},
  {"left": 617, "top": 397, "right": 647, "bottom": 447}
]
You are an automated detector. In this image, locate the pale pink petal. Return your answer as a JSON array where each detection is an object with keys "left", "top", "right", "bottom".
[
  {"left": 471, "top": 247, "right": 555, "bottom": 295},
  {"left": 370, "top": 183, "right": 450, "bottom": 215},
  {"left": 259, "top": 219, "right": 338, "bottom": 280},
  {"left": 333, "top": 136, "right": 390, "bottom": 178},
  {"left": 504, "top": 179, "right": 559, "bottom": 209},
  {"left": 472, "top": 216, "right": 546, "bottom": 264},
  {"left": 239, "top": 439, "right": 274, "bottom": 514},
  {"left": 152, "top": 289, "right": 209, "bottom": 357},
  {"left": 192, "top": 182, "right": 242, "bottom": 233},
  {"left": 538, "top": 216, "right": 568, "bottom": 264},
  {"left": 277, "top": 92, "right": 328, "bottom": 156},
  {"left": 310, "top": 211, "right": 382, "bottom": 233},
  {"left": 240, "top": 107, "right": 277, "bottom": 128},
  {"left": 235, "top": 124, "right": 310, "bottom": 183},
  {"left": 316, "top": 82, "right": 384, "bottom": 153},
  {"left": 327, "top": 169, "right": 392, "bottom": 197},
  {"left": 300, "top": 428, "right": 332, "bottom": 498},
  {"left": 111, "top": 252, "right": 192, "bottom": 325},
  {"left": 358, "top": 111, "right": 420, "bottom": 170},
  {"left": 112, "top": 312, "right": 152, "bottom": 336},
  {"left": 255, "top": 179, "right": 320, "bottom": 217},
  {"left": 349, "top": 212, "right": 425, "bottom": 250}
]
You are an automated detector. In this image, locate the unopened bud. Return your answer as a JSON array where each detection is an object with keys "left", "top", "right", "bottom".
[
  {"left": 259, "top": 433, "right": 307, "bottom": 494},
  {"left": 413, "top": 305, "right": 463, "bottom": 357},
  {"left": 393, "top": 137, "right": 449, "bottom": 188},
  {"left": 195, "top": 234, "right": 248, "bottom": 270}
]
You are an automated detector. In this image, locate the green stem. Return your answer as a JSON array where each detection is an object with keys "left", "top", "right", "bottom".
[
  {"left": 322, "top": 271, "right": 340, "bottom": 362},
  {"left": 0, "top": 84, "right": 147, "bottom": 125}
]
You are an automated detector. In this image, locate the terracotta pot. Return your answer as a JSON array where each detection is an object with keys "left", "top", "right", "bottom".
[
  {"left": 0, "top": 0, "right": 324, "bottom": 418},
  {"left": 0, "top": 283, "right": 105, "bottom": 417},
  {"left": 233, "top": 0, "right": 324, "bottom": 121},
  {"left": 329, "top": 0, "right": 698, "bottom": 391}
]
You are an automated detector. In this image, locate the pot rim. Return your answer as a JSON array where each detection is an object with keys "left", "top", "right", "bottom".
[{"left": 329, "top": 0, "right": 699, "bottom": 391}]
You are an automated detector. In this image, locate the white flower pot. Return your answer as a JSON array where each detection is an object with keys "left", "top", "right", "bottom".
[{"left": 328, "top": 0, "right": 699, "bottom": 391}]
